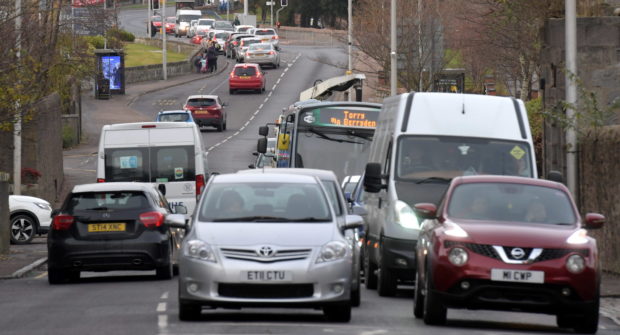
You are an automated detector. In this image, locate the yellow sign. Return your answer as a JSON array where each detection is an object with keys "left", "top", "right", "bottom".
[
  {"left": 510, "top": 146, "right": 526, "bottom": 160},
  {"left": 326, "top": 110, "right": 377, "bottom": 128},
  {"left": 278, "top": 133, "right": 290, "bottom": 150}
]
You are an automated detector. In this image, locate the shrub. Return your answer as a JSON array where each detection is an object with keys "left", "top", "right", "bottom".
[
  {"left": 83, "top": 35, "right": 106, "bottom": 49},
  {"left": 107, "top": 27, "right": 135, "bottom": 42},
  {"left": 62, "top": 124, "right": 77, "bottom": 149}
]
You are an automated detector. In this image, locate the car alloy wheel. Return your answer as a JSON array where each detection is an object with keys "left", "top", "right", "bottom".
[
  {"left": 10, "top": 214, "right": 36, "bottom": 244},
  {"left": 423, "top": 263, "right": 447, "bottom": 325}
]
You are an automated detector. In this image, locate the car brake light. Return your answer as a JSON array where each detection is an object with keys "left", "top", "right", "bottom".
[
  {"left": 196, "top": 174, "right": 205, "bottom": 196},
  {"left": 230, "top": 71, "right": 236, "bottom": 78},
  {"left": 246, "top": 52, "right": 250, "bottom": 57},
  {"left": 97, "top": 178, "right": 105, "bottom": 183},
  {"left": 140, "top": 211, "right": 164, "bottom": 229},
  {"left": 52, "top": 215, "right": 74, "bottom": 230},
  {"left": 268, "top": 51, "right": 275, "bottom": 55},
  {"left": 233, "top": 41, "right": 238, "bottom": 45}
]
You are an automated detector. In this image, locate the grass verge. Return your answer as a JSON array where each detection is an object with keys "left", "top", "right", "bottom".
[{"left": 124, "top": 42, "right": 188, "bottom": 67}]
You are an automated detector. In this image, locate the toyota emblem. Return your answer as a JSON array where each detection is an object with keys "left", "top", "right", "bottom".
[
  {"left": 257, "top": 246, "right": 275, "bottom": 257},
  {"left": 510, "top": 247, "right": 526, "bottom": 259}
]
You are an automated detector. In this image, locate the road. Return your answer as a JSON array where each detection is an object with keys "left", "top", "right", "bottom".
[{"left": 0, "top": 7, "right": 618, "bottom": 335}]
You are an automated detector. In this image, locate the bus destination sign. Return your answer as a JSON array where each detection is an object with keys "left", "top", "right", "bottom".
[{"left": 301, "top": 107, "right": 379, "bottom": 129}]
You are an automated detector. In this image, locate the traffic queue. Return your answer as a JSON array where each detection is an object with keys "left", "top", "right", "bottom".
[{"left": 43, "top": 34, "right": 607, "bottom": 331}]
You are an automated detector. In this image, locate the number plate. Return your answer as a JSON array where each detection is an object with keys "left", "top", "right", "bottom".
[
  {"left": 195, "top": 110, "right": 209, "bottom": 114},
  {"left": 491, "top": 269, "right": 544, "bottom": 283},
  {"left": 240, "top": 76, "right": 250, "bottom": 79},
  {"left": 88, "top": 223, "right": 126, "bottom": 232},
  {"left": 241, "top": 270, "right": 292, "bottom": 282}
]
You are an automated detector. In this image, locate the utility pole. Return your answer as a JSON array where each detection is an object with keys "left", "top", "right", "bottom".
[
  {"left": 346, "top": 0, "right": 352, "bottom": 101},
  {"left": 390, "top": 0, "right": 396, "bottom": 96},
  {"left": 147, "top": 0, "right": 151, "bottom": 38},
  {"left": 162, "top": 0, "right": 167, "bottom": 80},
  {"left": 270, "top": 1, "right": 274, "bottom": 27},
  {"left": 565, "top": 0, "right": 577, "bottom": 196},
  {"left": 14, "top": 0, "right": 22, "bottom": 195}
]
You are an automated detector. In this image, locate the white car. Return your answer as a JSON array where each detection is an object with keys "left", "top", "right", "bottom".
[
  {"left": 9, "top": 195, "right": 52, "bottom": 244},
  {"left": 253, "top": 28, "right": 280, "bottom": 50},
  {"left": 194, "top": 18, "right": 215, "bottom": 37}
]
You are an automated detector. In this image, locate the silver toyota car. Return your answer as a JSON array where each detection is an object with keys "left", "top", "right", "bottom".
[{"left": 177, "top": 172, "right": 362, "bottom": 321}]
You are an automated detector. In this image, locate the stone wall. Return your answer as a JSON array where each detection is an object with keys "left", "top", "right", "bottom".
[{"left": 0, "top": 93, "right": 64, "bottom": 203}]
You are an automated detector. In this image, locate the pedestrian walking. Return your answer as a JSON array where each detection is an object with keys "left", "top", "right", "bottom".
[
  {"left": 207, "top": 42, "right": 218, "bottom": 73},
  {"left": 200, "top": 54, "right": 208, "bottom": 74}
]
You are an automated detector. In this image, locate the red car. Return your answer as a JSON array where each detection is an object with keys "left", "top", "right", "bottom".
[
  {"left": 165, "top": 17, "right": 176, "bottom": 34},
  {"left": 228, "top": 63, "right": 265, "bottom": 94},
  {"left": 190, "top": 34, "right": 204, "bottom": 45},
  {"left": 413, "top": 175, "right": 605, "bottom": 333},
  {"left": 148, "top": 15, "right": 162, "bottom": 32},
  {"left": 183, "top": 95, "right": 227, "bottom": 132}
]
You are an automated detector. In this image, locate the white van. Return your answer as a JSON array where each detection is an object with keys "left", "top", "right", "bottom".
[
  {"left": 175, "top": 9, "right": 202, "bottom": 37},
  {"left": 96, "top": 122, "right": 208, "bottom": 219},
  {"left": 362, "top": 92, "right": 537, "bottom": 296}
]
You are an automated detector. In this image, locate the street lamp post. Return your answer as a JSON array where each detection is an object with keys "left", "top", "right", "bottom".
[
  {"left": 565, "top": 0, "right": 577, "bottom": 196},
  {"left": 390, "top": 0, "right": 397, "bottom": 96},
  {"left": 162, "top": 0, "right": 167, "bottom": 80}
]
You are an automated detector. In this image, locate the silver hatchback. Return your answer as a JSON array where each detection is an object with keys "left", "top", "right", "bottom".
[
  {"left": 177, "top": 173, "right": 362, "bottom": 321},
  {"left": 244, "top": 43, "right": 280, "bottom": 68}
]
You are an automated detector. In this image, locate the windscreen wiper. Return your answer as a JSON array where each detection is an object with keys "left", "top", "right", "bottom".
[
  {"left": 287, "top": 217, "right": 331, "bottom": 222},
  {"left": 346, "top": 130, "right": 372, "bottom": 141},
  {"left": 415, "top": 177, "right": 452, "bottom": 184},
  {"left": 308, "top": 128, "right": 363, "bottom": 144}
]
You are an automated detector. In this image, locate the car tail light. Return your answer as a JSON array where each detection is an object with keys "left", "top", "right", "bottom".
[
  {"left": 233, "top": 41, "right": 238, "bottom": 46},
  {"left": 97, "top": 178, "right": 105, "bottom": 183},
  {"left": 272, "top": 35, "right": 278, "bottom": 40},
  {"left": 246, "top": 52, "right": 250, "bottom": 58},
  {"left": 196, "top": 174, "right": 205, "bottom": 196},
  {"left": 140, "top": 211, "right": 164, "bottom": 229},
  {"left": 52, "top": 215, "right": 74, "bottom": 230},
  {"left": 269, "top": 51, "right": 275, "bottom": 55},
  {"left": 230, "top": 71, "right": 236, "bottom": 78}
]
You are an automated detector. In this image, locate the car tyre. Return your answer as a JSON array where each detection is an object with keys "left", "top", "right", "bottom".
[
  {"left": 423, "top": 265, "right": 447, "bottom": 325},
  {"left": 364, "top": 244, "right": 378, "bottom": 289},
  {"left": 156, "top": 246, "right": 174, "bottom": 280},
  {"left": 10, "top": 214, "right": 36, "bottom": 244},
  {"left": 323, "top": 302, "right": 351, "bottom": 322},
  {"left": 216, "top": 119, "right": 223, "bottom": 132},
  {"left": 229, "top": 89, "right": 235, "bottom": 95},
  {"left": 413, "top": 267, "right": 424, "bottom": 318},
  {"left": 377, "top": 240, "right": 397, "bottom": 297},
  {"left": 48, "top": 268, "right": 68, "bottom": 284},
  {"left": 179, "top": 301, "right": 202, "bottom": 321},
  {"left": 223, "top": 119, "right": 227, "bottom": 131},
  {"left": 572, "top": 296, "right": 600, "bottom": 334}
]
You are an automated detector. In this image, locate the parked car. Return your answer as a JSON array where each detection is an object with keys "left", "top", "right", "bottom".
[
  {"left": 155, "top": 110, "right": 195, "bottom": 123},
  {"left": 9, "top": 195, "right": 52, "bottom": 244},
  {"left": 177, "top": 172, "right": 363, "bottom": 320},
  {"left": 243, "top": 43, "right": 280, "bottom": 68},
  {"left": 238, "top": 168, "right": 363, "bottom": 307},
  {"left": 228, "top": 63, "right": 266, "bottom": 94},
  {"left": 235, "top": 37, "right": 261, "bottom": 63},
  {"left": 253, "top": 28, "right": 279, "bottom": 50},
  {"left": 413, "top": 175, "right": 604, "bottom": 333},
  {"left": 183, "top": 95, "right": 227, "bottom": 132},
  {"left": 47, "top": 182, "right": 187, "bottom": 284}
]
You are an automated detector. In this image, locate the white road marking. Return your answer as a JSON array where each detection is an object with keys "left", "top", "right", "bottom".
[
  {"left": 206, "top": 53, "right": 302, "bottom": 153},
  {"left": 160, "top": 291, "right": 169, "bottom": 299},
  {"left": 156, "top": 302, "right": 167, "bottom": 312},
  {"left": 158, "top": 314, "right": 168, "bottom": 329}
]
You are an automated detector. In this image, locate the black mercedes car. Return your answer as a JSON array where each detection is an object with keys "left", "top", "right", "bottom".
[{"left": 47, "top": 182, "right": 187, "bottom": 284}]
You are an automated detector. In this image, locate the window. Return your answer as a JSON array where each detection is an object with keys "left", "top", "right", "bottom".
[
  {"left": 105, "top": 148, "right": 149, "bottom": 182},
  {"left": 151, "top": 146, "right": 195, "bottom": 183},
  {"left": 186, "top": 98, "right": 216, "bottom": 107},
  {"left": 68, "top": 192, "right": 147, "bottom": 211},
  {"left": 234, "top": 66, "right": 257, "bottom": 76},
  {"left": 255, "top": 29, "right": 275, "bottom": 36},
  {"left": 159, "top": 113, "right": 190, "bottom": 122}
]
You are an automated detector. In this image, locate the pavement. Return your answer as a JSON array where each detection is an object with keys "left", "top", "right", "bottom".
[{"left": 1, "top": 56, "right": 620, "bottom": 327}]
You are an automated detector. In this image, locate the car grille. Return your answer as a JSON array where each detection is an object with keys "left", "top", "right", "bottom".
[
  {"left": 218, "top": 283, "right": 314, "bottom": 299},
  {"left": 220, "top": 247, "right": 312, "bottom": 263},
  {"left": 444, "top": 241, "right": 589, "bottom": 263}
]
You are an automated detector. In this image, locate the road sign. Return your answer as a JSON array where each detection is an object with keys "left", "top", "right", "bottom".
[{"left": 266, "top": 1, "right": 273, "bottom": 5}]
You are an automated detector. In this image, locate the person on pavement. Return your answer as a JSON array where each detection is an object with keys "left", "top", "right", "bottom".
[{"left": 207, "top": 42, "right": 218, "bottom": 73}]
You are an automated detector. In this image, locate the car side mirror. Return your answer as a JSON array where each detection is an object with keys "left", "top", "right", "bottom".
[
  {"left": 364, "top": 162, "right": 385, "bottom": 193},
  {"left": 248, "top": 163, "right": 256, "bottom": 169},
  {"left": 414, "top": 203, "right": 437, "bottom": 220},
  {"left": 158, "top": 184, "right": 166, "bottom": 195},
  {"left": 342, "top": 214, "right": 363, "bottom": 232},
  {"left": 547, "top": 170, "right": 564, "bottom": 184},
  {"left": 173, "top": 204, "right": 188, "bottom": 215},
  {"left": 165, "top": 214, "right": 187, "bottom": 229},
  {"left": 584, "top": 213, "right": 605, "bottom": 230},
  {"left": 51, "top": 209, "right": 60, "bottom": 218},
  {"left": 257, "top": 137, "right": 267, "bottom": 154},
  {"left": 252, "top": 152, "right": 258, "bottom": 156},
  {"left": 258, "top": 125, "right": 269, "bottom": 137}
]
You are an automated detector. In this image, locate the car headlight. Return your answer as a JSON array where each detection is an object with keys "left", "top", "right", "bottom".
[
  {"left": 316, "top": 241, "right": 348, "bottom": 263},
  {"left": 566, "top": 229, "right": 588, "bottom": 244},
  {"left": 448, "top": 247, "right": 468, "bottom": 266},
  {"left": 566, "top": 254, "right": 586, "bottom": 273},
  {"left": 34, "top": 202, "right": 51, "bottom": 211},
  {"left": 394, "top": 200, "right": 419, "bottom": 229},
  {"left": 184, "top": 240, "right": 216, "bottom": 263},
  {"left": 444, "top": 221, "right": 468, "bottom": 238}
]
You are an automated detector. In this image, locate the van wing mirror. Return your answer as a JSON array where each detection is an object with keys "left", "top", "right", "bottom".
[
  {"left": 257, "top": 137, "right": 267, "bottom": 154},
  {"left": 364, "top": 162, "right": 385, "bottom": 193},
  {"left": 547, "top": 170, "right": 564, "bottom": 184},
  {"left": 258, "top": 125, "right": 269, "bottom": 137},
  {"left": 158, "top": 184, "right": 166, "bottom": 195}
]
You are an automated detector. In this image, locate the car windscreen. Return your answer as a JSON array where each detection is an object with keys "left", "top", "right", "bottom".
[
  {"left": 214, "top": 21, "right": 233, "bottom": 29},
  {"left": 179, "top": 15, "right": 201, "bottom": 22},
  {"left": 254, "top": 29, "right": 275, "bottom": 36},
  {"left": 215, "top": 32, "right": 229, "bottom": 39},
  {"left": 198, "top": 19, "right": 214, "bottom": 26},
  {"left": 234, "top": 67, "right": 257, "bottom": 76},
  {"left": 447, "top": 183, "right": 576, "bottom": 224},
  {"left": 104, "top": 146, "right": 195, "bottom": 183},
  {"left": 186, "top": 98, "right": 216, "bottom": 107},
  {"left": 166, "top": 17, "right": 175, "bottom": 23},
  {"left": 152, "top": 16, "right": 161, "bottom": 22},
  {"left": 199, "top": 182, "right": 332, "bottom": 222},
  {"left": 158, "top": 113, "right": 190, "bottom": 122},
  {"left": 395, "top": 135, "right": 534, "bottom": 180},
  {"left": 66, "top": 191, "right": 148, "bottom": 212}
]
